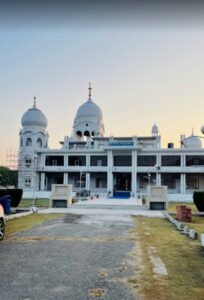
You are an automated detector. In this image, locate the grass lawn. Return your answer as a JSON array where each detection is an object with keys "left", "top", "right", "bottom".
[
  {"left": 5, "top": 213, "right": 63, "bottom": 237},
  {"left": 129, "top": 216, "right": 204, "bottom": 300},
  {"left": 18, "top": 198, "right": 49, "bottom": 208}
]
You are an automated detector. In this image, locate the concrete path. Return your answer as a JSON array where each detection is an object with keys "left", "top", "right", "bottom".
[
  {"left": 1, "top": 212, "right": 139, "bottom": 300},
  {"left": 39, "top": 197, "right": 165, "bottom": 218}
]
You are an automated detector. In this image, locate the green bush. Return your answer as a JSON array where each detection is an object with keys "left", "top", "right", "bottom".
[
  {"left": 0, "top": 189, "right": 23, "bottom": 207},
  {"left": 193, "top": 191, "right": 204, "bottom": 212}
]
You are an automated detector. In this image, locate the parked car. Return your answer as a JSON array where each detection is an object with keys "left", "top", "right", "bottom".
[{"left": 0, "top": 204, "right": 5, "bottom": 241}]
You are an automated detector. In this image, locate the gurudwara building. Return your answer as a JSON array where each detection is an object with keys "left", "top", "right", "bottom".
[{"left": 18, "top": 84, "right": 204, "bottom": 200}]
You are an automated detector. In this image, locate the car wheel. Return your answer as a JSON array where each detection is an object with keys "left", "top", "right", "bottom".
[{"left": 0, "top": 218, "right": 5, "bottom": 241}]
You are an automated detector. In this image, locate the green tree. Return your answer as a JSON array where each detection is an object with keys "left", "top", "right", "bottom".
[{"left": 0, "top": 166, "right": 18, "bottom": 187}]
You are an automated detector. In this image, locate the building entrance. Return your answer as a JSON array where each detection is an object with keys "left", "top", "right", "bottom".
[{"left": 114, "top": 173, "right": 131, "bottom": 191}]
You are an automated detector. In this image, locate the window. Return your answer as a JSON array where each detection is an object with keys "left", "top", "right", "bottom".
[
  {"left": 75, "top": 160, "right": 79, "bottom": 166},
  {"left": 36, "top": 138, "right": 42, "bottom": 147},
  {"left": 24, "top": 177, "right": 31, "bottom": 186},
  {"left": 97, "top": 160, "right": 102, "bottom": 166},
  {"left": 137, "top": 156, "right": 156, "bottom": 166},
  {"left": 162, "top": 176, "right": 176, "bottom": 189},
  {"left": 161, "top": 156, "right": 181, "bottom": 166},
  {"left": 25, "top": 157, "right": 32, "bottom": 167},
  {"left": 161, "top": 174, "right": 180, "bottom": 189},
  {"left": 68, "top": 156, "right": 86, "bottom": 166},
  {"left": 90, "top": 156, "right": 107, "bottom": 166},
  {"left": 114, "top": 156, "right": 132, "bottom": 166},
  {"left": 186, "top": 177, "right": 199, "bottom": 189},
  {"left": 96, "top": 177, "right": 107, "bottom": 188},
  {"left": 186, "top": 156, "right": 204, "bottom": 166},
  {"left": 26, "top": 138, "right": 32, "bottom": 146},
  {"left": 45, "top": 156, "right": 64, "bottom": 166}
]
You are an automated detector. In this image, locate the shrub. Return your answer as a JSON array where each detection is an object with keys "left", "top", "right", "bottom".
[
  {"left": 193, "top": 191, "right": 204, "bottom": 212},
  {"left": 0, "top": 189, "right": 23, "bottom": 207}
]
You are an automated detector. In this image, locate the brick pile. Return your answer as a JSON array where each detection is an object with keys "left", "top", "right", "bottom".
[{"left": 176, "top": 205, "right": 192, "bottom": 222}]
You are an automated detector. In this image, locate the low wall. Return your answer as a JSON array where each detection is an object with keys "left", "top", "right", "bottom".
[{"left": 22, "top": 191, "right": 194, "bottom": 202}]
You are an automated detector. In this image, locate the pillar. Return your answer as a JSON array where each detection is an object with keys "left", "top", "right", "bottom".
[
  {"left": 40, "top": 172, "right": 45, "bottom": 190},
  {"left": 180, "top": 173, "right": 186, "bottom": 194},
  {"left": 107, "top": 150, "right": 113, "bottom": 195},
  {"left": 86, "top": 173, "right": 90, "bottom": 191},
  {"left": 86, "top": 154, "right": 90, "bottom": 167},
  {"left": 63, "top": 173, "right": 68, "bottom": 184},
  {"left": 131, "top": 150, "right": 137, "bottom": 196}
]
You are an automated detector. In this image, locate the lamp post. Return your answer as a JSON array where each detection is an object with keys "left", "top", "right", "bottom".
[
  {"left": 143, "top": 174, "right": 151, "bottom": 186},
  {"left": 148, "top": 173, "right": 151, "bottom": 185}
]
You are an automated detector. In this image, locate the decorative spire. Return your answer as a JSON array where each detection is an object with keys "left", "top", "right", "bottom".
[
  {"left": 88, "top": 82, "right": 92, "bottom": 100},
  {"left": 191, "top": 128, "right": 194, "bottom": 136},
  {"left": 33, "top": 95, "right": 37, "bottom": 108}
]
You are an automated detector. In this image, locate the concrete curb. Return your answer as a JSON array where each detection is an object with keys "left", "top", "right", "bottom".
[
  {"left": 5, "top": 210, "right": 33, "bottom": 221},
  {"left": 164, "top": 212, "right": 198, "bottom": 240}
]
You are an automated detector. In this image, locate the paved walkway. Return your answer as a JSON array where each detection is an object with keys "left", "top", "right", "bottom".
[
  {"left": 39, "top": 197, "right": 165, "bottom": 218},
  {"left": 1, "top": 212, "right": 139, "bottom": 300}
]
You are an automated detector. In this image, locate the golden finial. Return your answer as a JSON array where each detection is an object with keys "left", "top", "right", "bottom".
[{"left": 88, "top": 82, "right": 92, "bottom": 100}]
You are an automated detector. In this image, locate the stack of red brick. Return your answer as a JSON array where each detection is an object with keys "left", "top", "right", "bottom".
[{"left": 176, "top": 205, "right": 192, "bottom": 222}]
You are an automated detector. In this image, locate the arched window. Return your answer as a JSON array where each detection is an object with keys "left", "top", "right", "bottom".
[
  {"left": 25, "top": 157, "right": 32, "bottom": 167},
  {"left": 36, "top": 138, "right": 42, "bottom": 147},
  {"left": 76, "top": 131, "right": 82, "bottom": 137},
  {"left": 26, "top": 138, "right": 32, "bottom": 146},
  {"left": 24, "top": 177, "right": 31, "bottom": 186},
  {"left": 84, "top": 131, "right": 90, "bottom": 137}
]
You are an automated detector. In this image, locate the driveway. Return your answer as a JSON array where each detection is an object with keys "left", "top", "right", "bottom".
[{"left": 0, "top": 213, "right": 138, "bottom": 300}]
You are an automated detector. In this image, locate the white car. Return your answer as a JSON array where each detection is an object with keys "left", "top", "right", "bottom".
[{"left": 0, "top": 204, "right": 5, "bottom": 240}]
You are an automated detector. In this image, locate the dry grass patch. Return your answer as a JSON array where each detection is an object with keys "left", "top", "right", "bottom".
[
  {"left": 168, "top": 202, "right": 197, "bottom": 212},
  {"left": 129, "top": 216, "right": 204, "bottom": 300},
  {"left": 5, "top": 213, "right": 63, "bottom": 237}
]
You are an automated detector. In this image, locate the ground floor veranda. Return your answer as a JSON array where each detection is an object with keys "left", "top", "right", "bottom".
[{"left": 34, "top": 171, "right": 204, "bottom": 196}]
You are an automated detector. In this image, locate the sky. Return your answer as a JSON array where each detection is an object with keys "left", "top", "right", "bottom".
[{"left": 1, "top": 1, "right": 204, "bottom": 166}]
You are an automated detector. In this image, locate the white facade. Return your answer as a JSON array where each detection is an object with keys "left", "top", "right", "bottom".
[{"left": 18, "top": 86, "right": 204, "bottom": 200}]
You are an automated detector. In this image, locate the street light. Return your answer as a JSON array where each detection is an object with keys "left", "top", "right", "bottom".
[
  {"left": 143, "top": 173, "right": 151, "bottom": 185},
  {"left": 148, "top": 173, "right": 151, "bottom": 185}
]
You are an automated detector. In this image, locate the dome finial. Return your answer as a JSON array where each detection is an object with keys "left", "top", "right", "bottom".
[
  {"left": 33, "top": 95, "right": 37, "bottom": 108},
  {"left": 88, "top": 82, "right": 92, "bottom": 100}
]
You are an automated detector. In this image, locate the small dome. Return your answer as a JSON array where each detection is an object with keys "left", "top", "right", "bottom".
[
  {"left": 21, "top": 98, "right": 47, "bottom": 128},
  {"left": 151, "top": 122, "right": 159, "bottom": 136},
  {"left": 76, "top": 98, "right": 102, "bottom": 121},
  {"left": 183, "top": 135, "right": 202, "bottom": 149}
]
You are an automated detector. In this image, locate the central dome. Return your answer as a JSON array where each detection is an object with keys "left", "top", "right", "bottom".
[
  {"left": 76, "top": 98, "right": 102, "bottom": 121},
  {"left": 72, "top": 83, "right": 105, "bottom": 140},
  {"left": 21, "top": 98, "right": 48, "bottom": 128}
]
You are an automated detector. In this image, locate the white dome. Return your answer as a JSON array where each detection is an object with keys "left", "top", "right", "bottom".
[
  {"left": 72, "top": 84, "right": 105, "bottom": 140},
  {"left": 76, "top": 98, "right": 102, "bottom": 121},
  {"left": 183, "top": 135, "right": 202, "bottom": 148},
  {"left": 21, "top": 100, "right": 48, "bottom": 128}
]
